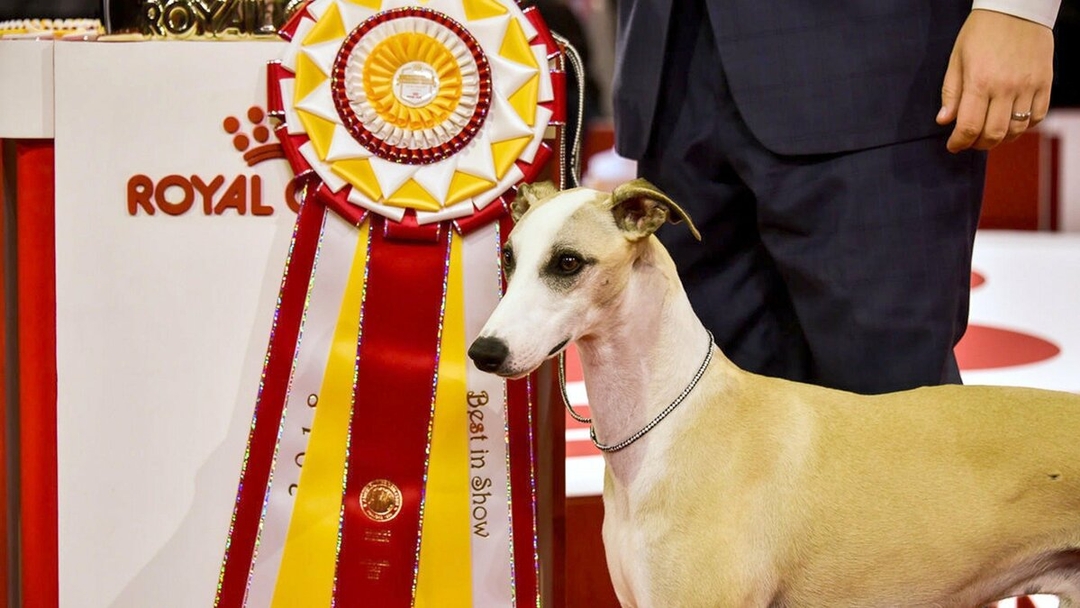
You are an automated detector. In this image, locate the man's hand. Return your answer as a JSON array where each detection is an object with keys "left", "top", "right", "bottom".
[{"left": 936, "top": 9, "right": 1054, "bottom": 153}]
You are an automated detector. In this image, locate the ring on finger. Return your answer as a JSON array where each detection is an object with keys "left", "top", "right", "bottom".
[{"left": 1011, "top": 111, "right": 1032, "bottom": 122}]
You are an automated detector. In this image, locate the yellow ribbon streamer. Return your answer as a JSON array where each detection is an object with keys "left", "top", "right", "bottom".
[
  {"left": 272, "top": 220, "right": 371, "bottom": 606},
  {"left": 415, "top": 230, "right": 473, "bottom": 607}
]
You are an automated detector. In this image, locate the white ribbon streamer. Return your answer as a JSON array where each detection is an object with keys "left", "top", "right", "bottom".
[
  {"left": 245, "top": 210, "right": 358, "bottom": 606},
  {"left": 462, "top": 221, "right": 515, "bottom": 606}
]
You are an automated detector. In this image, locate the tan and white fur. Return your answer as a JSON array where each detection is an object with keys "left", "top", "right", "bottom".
[{"left": 467, "top": 180, "right": 1080, "bottom": 608}]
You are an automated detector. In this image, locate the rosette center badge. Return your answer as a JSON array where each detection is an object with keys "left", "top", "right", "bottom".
[
  {"left": 394, "top": 62, "right": 441, "bottom": 107},
  {"left": 333, "top": 8, "right": 489, "bottom": 163},
  {"left": 276, "top": 0, "right": 556, "bottom": 224}
]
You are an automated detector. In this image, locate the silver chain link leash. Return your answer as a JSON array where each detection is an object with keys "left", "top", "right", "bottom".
[
  {"left": 550, "top": 30, "right": 591, "bottom": 422},
  {"left": 550, "top": 31, "right": 586, "bottom": 189},
  {"left": 544, "top": 38, "right": 711, "bottom": 450}
]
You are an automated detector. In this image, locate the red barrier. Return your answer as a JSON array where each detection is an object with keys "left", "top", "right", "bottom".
[
  {"left": 0, "top": 142, "right": 11, "bottom": 604},
  {"left": 15, "top": 140, "right": 57, "bottom": 608}
]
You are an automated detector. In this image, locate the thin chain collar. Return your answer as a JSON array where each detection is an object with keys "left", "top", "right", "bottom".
[{"left": 560, "top": 331, "right": 715, "bottom": 453}]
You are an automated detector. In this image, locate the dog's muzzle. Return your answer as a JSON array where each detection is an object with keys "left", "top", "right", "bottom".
[{"left": 468, "top": 336, "right": 510, "bottom": 373}]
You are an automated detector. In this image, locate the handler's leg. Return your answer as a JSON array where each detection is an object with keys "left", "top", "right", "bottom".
[
  {"left": 752, "top": 137, "right": 986, "bottom": 394},
  {"left": 638, "top": 2, "right": 813, "bottom": 382}
]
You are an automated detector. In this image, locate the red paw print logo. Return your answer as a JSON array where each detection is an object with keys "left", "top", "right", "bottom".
[
  {"left": 223, "top": 106, "right": 284, "bottom": 166},
  {"left": 955, "top": 270, "right": 1060, "bottom": 370}
]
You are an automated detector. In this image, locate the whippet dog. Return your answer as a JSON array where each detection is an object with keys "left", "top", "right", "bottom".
[{"left": 467, "top": 180, "right": 1080, "bottom": 608}]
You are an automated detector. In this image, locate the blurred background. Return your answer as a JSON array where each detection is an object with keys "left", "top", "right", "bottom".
[
  {"left": 2, "top": 3, "right": 1079, "bottom": 608},
  {"left": 4, "top": 0, "right": 1077, "bottom": 178}
]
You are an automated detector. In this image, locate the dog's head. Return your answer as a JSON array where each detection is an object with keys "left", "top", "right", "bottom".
[{"left": 467, "top": 179, "right": 699, "bottom": 377}]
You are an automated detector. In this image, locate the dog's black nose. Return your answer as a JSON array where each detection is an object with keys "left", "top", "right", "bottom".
[{"left": 468, "top": 337, "right": 509, "bottom": 373}]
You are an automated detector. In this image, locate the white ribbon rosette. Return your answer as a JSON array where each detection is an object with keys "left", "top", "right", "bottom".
[{"left": 217, "top": 1, "right": 565, "bottom": 607}]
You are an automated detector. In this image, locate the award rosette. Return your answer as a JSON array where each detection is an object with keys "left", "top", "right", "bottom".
[{"left": 216, "top": 0, "right": 564, "bottom": 606}]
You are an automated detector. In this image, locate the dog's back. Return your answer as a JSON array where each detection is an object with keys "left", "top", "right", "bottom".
[{"left": 645, "top": 368, "right": 1080, "bottom": 607}]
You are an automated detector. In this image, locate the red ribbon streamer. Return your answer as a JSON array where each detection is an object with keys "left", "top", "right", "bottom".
[
  {"left": 332, "top": 215, "right": 452, "bottom": 605},
  {"left": 501, "top": 213, "right": 541, "bottom": 607}
]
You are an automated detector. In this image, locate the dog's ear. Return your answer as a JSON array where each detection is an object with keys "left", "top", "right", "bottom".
[
  {"left": 609, "top": 179, "right": 702, "bottom": 241},
  {"left": 512, "top": 181, "right": 559, "bottom": 222}
]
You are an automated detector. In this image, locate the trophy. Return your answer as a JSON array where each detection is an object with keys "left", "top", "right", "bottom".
[{"left": 102, "top": 0, "right": 298, "bottom": 38}]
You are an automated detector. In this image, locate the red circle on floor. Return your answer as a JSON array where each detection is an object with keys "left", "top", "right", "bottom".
[{"left": 955, "top": 325, "right": 1060, "bottom": 371}]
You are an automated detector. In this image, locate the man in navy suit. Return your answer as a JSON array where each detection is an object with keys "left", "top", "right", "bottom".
[{"left": 613, "top": 1, "right": 1058, "bottom": 394}]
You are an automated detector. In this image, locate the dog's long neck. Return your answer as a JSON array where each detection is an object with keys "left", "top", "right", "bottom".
[{"left": 575, "top": 235, "right": 711, "bottom": 485}]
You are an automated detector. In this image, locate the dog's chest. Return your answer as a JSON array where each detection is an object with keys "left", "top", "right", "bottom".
[
  {"left": 600, "top": 462, "right": 690, "bottom": 606},
  {"left": 600, "top": 495, "right": 649, "bottom": 605}
]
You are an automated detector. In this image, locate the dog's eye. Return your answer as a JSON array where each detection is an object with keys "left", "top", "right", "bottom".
[
  {"left": 502, "top": 247, "right": 514, "bottom": 267},
  {"left": 557, "top": 254, "right": 582, "bottom": 274}
]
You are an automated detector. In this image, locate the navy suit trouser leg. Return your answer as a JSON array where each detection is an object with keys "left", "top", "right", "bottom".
[{"left": 638, "top": 8, "right": 986, "bottom": 395}]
